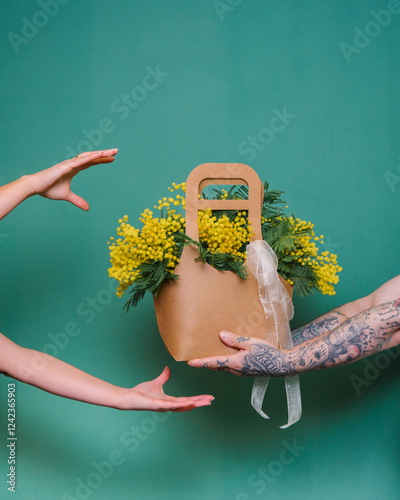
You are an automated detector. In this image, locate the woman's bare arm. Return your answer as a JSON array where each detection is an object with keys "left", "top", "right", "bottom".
[{"left": 0, "top": 334, "right": 213, "bottom": 411}]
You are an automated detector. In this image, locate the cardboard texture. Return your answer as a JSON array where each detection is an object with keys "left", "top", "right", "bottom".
[{"left": 154, "top": 163, "right": 293, "bottom": 361}]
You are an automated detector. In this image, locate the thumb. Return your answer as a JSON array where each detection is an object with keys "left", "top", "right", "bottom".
[
  {"left": 219, "top": 331, "right": 250, "bottom": 349},
  {"left": 154, "top": 366, "right": 171, "bottom": 387},
  {"left": 65, "top": 191, "right": 90, "bottom": 211}
]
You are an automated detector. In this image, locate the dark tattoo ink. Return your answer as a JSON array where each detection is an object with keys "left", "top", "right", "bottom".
[
  {"left": 241, "top": 344, "right": 293, "bottom": 378},
  {"left": 291, "top": 310, "right": 349, "bottom": 346},
  {"left": 216, "top": 359, "right": 229, "bottom": 371}
]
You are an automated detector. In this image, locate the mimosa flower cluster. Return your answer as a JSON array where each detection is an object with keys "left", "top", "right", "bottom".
[
  {"left": 108, "top": 181, "right": 342, "bottom": 305},
  {"left": 282, "top": 217, "right": 342, "bottom": 295}
]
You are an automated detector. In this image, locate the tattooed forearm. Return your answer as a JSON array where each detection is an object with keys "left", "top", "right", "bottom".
[
  {"left": 242, "top": 300, "right": 400, "bottom": 377},
  {"left": 291, "top": 310, "right": 349, "bottom": 346}
]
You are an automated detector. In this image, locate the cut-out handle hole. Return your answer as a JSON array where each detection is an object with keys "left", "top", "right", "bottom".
[{"left": 200, "top": 183, "right": 249, "bottom": 200}]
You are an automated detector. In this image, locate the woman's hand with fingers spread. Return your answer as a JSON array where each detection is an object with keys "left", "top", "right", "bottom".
[
  {"left": 28, "top": 149, "right": 118, "bottom": 211},
  {"left": 0, "top": 149, "right": 118, "bottom": 220},
  {"left": 119, "top": 366, "right": 215, "bottom": 412}
]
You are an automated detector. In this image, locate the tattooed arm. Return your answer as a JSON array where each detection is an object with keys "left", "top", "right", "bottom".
[
  {"left": 291, "top": 275, "right": 400, "bottom": 346},
  {"left": 188, "top": 299, "right": 400, "bottom": 377},
  {"left": 291, "top": 310, "right": 349, "bottom": 346}
]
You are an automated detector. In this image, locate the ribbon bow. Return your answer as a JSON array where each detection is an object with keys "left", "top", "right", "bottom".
[{"left": 246, "top": 240, "right": 302, "bottom": 429}]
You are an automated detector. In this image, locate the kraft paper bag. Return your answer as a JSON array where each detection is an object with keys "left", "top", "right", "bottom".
[{"left": 154, "top": 163, "right": 293, "bottom": 361}]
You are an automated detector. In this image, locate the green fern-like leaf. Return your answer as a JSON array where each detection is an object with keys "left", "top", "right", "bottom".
[
  {"left": 263, "top": 218, "right": 296, "bottom": 255},
  {"left": 279, "top": 262, "right": 321, "bottom": 298},
  {"left": 124, "top": 260, "right": 179, "bottom": 311},
  {"left": 262, "top": 182, "right": 286, "bottom": 220}
]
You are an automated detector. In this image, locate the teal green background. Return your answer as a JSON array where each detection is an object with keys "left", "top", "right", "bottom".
[{"left": 1, "top": 0, "right": 400, "bottom": 499}]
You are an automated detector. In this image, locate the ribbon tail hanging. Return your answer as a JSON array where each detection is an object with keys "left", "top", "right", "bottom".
[
  {"left": 251, "top": 377, "right": 271, "bottom": 419},
  {"left": 280, "top": 376, "right": 302, "bottom": 429}
]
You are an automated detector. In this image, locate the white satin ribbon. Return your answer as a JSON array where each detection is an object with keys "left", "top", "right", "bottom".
[{"left": 246, "top": 240, "right": 302, "bottom": 428}]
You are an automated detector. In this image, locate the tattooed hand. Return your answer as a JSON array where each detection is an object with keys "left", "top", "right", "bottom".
[
  {"left": 188, "top": 332, "right": 293, "bottom": 377},
  {"left": 188, "top": 300, "right": 400, "bottom": 377}
]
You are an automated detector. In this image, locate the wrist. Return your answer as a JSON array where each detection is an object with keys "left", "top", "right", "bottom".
[
  {"left": 281, "top": 348, "right": 298, "bottom": 377},
  {"left": 87, "top": 385, "right": 128, "bottom": 411},
  {"left": 115, "top": 387, "right": 134, "bottom": 411},
  {"left": 18, "top": 175, "right": 36, "bottom": 198}
]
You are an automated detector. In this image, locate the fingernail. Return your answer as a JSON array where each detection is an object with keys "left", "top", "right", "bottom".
[{"left": 220, "top": 331, "right": 229, "bottom": 340}]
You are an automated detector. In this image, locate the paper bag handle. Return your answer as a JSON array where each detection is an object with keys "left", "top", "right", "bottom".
[{"left": 185, "top": 163, "right": 264, "bottom": 241}]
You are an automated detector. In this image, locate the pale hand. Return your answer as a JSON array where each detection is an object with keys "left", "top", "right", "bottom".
[
  {"left": 28, "top": 149, "right": 118, "bottom": 211},
  {"left": 120, "top": 367, "right": 214, "bottom": 412}
]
